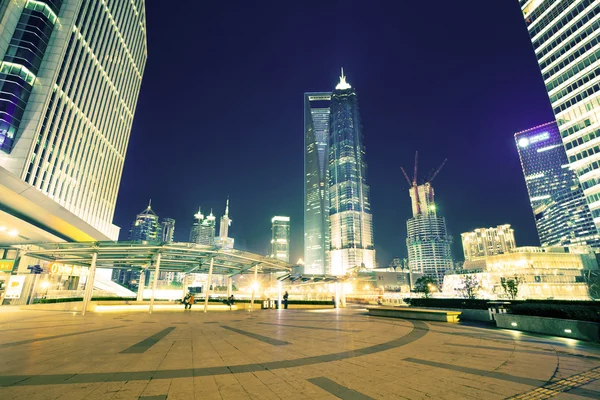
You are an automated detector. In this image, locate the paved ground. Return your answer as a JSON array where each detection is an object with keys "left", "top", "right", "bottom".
[{"left": 0, "top": 306, "right": 599, "bottom": 400}]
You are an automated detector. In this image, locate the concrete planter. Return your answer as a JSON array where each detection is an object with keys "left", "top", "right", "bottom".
[{"left": 495, "top": 313, "right": 600, "bottom": 342}]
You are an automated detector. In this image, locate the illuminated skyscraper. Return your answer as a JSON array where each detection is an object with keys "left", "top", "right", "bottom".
[
  {"left": 304, "top": 92, "right": 331, "bottom": 274},
  {"left": 189, "top": 208, "right": 216, "bottom": 246},
  {"left": 520, "top": 1, "right": 600, "bottom": 230},
  {"left": 215, "top": 199, "right": 234, "bottom": 249},
  {"left": 160, "top": 218, "right": 175, "bottom": 243},
  {"left": 129, "top": 202, "right": 159, "bottom": 241},
  {"left": 271, "top": 216, "right": 290, "bottom": 262},
  {"left": 515, "top": 121, "right": 600, "bottom": 247},
  {"left": 461, "top": 225, "right": 517, "bottom": 261},
  {"left": 0, "top": 1, "right": 147, "bottom": 240},
  {"left": 328, "top": 70, "right": 375, "bottom": 275}
]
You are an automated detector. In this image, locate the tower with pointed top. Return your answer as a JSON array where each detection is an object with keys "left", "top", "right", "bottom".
[
  {"left": 328, "top": 69, "right": 375, "bottom": 275},
  {"left": 215, "top": 199, "right": 234, "bottom": 249},
  {"left": 129, "top": 201, "right": 160, "bottom": 241}
]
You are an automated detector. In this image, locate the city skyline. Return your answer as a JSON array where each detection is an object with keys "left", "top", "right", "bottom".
[{"left": 112, "top": 1, "right": 556, "bottom": 265}]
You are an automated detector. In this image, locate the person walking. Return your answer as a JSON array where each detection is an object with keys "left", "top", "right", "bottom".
[
  {"left": 187, "top": 293, "right": 195, "bottom": 310},
  {"left": 183, "top": 293, "right": 190, "bottom": 310},
  {"left": 283, "top": 291, "right": 289, "bottom": 309}
]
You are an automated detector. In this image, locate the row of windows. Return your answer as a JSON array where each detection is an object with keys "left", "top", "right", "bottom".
[
  {"left": 568, "top": 143, "right": 600, "bottom": 164},
  {"left": 554, "top": 82, "right": 600, "bottom": 114},
  {"left": 561, "top": 117, "right": 592, "bottom": 138},
  {"left": 537, "top": 5, "right": 599, "bottom": 60},
  {"left": 532, "top": 1, "right": 597, "bottom": 49},
  {"left": 543, "top": 39, "right": 600, "bottom": 83},
  {"left": 539, "top": 19, "right": 600, "bottom": 71},
  {"left": 528, "top": 0, "right": 578, "bottom": 37},
  {"left": 545, "top": 44, "right": 600, "bottom": 90},
  {"left": 576, "top": 158, "right": 600, "bottom": 178},
  {"left": 586, "top": 191, "right": 600, "bottom": 205},
  {"left": 550, "top": 65, "right": 600, "bottom": 104},
  {"left": 565, "top": 125, "right": 598, "bottom": 150}
]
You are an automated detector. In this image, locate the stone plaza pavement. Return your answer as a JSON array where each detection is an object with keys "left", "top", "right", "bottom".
[{"left": 0, "top": 306, "right": 599, "bottom": 400}]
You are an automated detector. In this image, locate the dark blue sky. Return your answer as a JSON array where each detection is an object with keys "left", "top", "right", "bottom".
[{"left": 113, "top": 0, "right": 555, "bottom": 265}]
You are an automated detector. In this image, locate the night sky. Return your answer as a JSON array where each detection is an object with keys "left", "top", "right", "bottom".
[{"left": 113, "top": 1, "right": 555, "bottom": 266}]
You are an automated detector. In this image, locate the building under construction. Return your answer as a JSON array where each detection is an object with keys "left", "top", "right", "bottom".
[{"left": 402, "top": 153, "right": 453, "bottom": 285}]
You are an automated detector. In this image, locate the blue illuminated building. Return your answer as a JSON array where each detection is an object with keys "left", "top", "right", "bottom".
[{"left": 515, "top": 121, "right": 600, "bottom": 248}]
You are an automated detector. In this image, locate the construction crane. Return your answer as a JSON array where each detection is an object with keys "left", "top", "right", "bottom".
[{"left": 400, "top": 152, "right": 447, "bottom": 216}]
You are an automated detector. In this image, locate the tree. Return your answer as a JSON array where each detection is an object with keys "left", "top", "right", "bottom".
[
  {"left": 413, "top": 276, "right": 437, "bottom": 298},
  {"left": 501, "top": 276, "right": 521, "bottom": 300},
  {"left": 460, "top": 275, "right": 481, "bottom": 299}
]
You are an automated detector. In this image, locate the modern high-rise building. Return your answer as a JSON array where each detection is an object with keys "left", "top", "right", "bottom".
[
  {"left": 0, "top": 1, "right": 147, "bottom": 241},
  {"left": 129, "top": 203, "right": 159, "bottom": 241},
  {"left": 520, "top": 1, "right": 600, "bottom": 230},
  {"left": 304, "top": 92, "right": 331, "bottom": 274},
  {"left": 406, "top": 182, "right": 453, "bottom": 285},
  {"left": 461, "top": 225, "right": 517, "bottom": 261},
  {"left": 215, "top": 199, "right": 234, "bottom": 250},
  {"left": 160, "top": 218, "right": 175, "bottom": 243},
  {"left": 189, "top": 208, "right": 216, "bottom": 246},
  {"left": 271, "top": 216, "right": 290, "bottom": 262},
  {"left": 515, "top": 121, "right": 600, "bottom": 247},
  {"left": 328, "top": 70, "right": 375, "bottom": 275}
]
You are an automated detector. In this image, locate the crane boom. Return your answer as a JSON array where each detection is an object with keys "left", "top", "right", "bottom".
[
  {"left": 400, "top": 167, "right": 412, "bottom": 186},
  {"left": 429, "top": 158, "right": 447, "bottom": 183},
  {"left": 413, "top": 151, "right": 418, "bottom": 185}
]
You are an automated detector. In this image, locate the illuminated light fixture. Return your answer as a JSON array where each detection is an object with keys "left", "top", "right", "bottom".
[
  {"left": 335, "top": 67, "right": 351, "bottom": 90},
  {"left": 429, "top": 204, "right": 436, "bottom": 212},
  {"left": 7, "top": 230, "right": 18, "bottom": 237},
  {"left": 0, "top": 226, "right": 5, "bottom": 232},
  {"left": 518, "top": 138, "right": 530, "bottom": 148},
  {"left": 564, "top": 329, "right": 572, "bottom": 333},
  {"left": 511, "top": 322, "right": 518, "bottom": 327}
]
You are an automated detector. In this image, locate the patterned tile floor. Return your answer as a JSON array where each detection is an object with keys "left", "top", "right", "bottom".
[{"left": 0, "top": 306, "right": 598, "bottom": 399}]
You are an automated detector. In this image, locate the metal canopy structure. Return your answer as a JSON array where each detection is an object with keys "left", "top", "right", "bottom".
[
  {"left": 24, "top": 241, "right": 292, "bottom": 275},
  {"left": 21, "top": 241, "right": 293, "bottom": 315}
]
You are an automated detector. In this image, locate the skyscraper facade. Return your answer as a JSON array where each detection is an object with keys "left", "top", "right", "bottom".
[
  {"left": 129, "top": 203, "right": 159, "bottom": 241},
  {"left": 461, "top": 224, "right": 517, "bottom": 261},
  {"left": 215, "top": 199, "right": 234, "bottom": 250},
  {"left": 406, "top": 183, "right": 453, "bottom": 284},
  {"left": 271, "top": 216, "right": 290, "bottom": 262},
  {"left": 515, "top": 121, "right": 600, "bottom": 247},
  {"left": 304, "top": 92, "right": 331, "bottom": 275},
  {"left": 520, "top": 1, "right": 600, "bottom": 230},
  {"left": 0, "top": 1, "right": 147, "bottom": 240},
  {"left": 160, "top": 218, "right": 175, "bottom": 243},
  {"left": 328, "top": 71, "right": 375, "bottom": 275},
  {"left": 189, "top": 209, "right": 216, "bottom": 246}
]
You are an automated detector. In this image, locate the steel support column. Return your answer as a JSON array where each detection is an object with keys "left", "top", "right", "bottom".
[
  {"left": 149, "top": 253, "right": 161, "bottom": 314},
  {"left": 203, "top": 257, "right": 214, "bottom": 313},
  {"left": 250, "top": 264, "right": 259, "bottom": 311},
  {"left": 137, "top": 268, "right": 146, "bottom": 301},
  {"left": 82, "top": 252, "right": 98, "bottom": 316}
]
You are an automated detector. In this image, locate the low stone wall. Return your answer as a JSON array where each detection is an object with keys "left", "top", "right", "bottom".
[{"left": 495, "top": 314, "right": 600, "bottom": 342}]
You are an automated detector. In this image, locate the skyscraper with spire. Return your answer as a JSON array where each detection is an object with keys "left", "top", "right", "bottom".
[
  {"left": 304, "top": 91, "right": 332, "bottom": 274},
  {"left": 129, "top": 201, "right": 160, "bottom": 241},
  {"left": 215, "top": 199, "right": 234, "bottom": 249},
  {"left": 328, "top": 69, "right": 375, "bottom": 275},
  {"left": 189, "top": 208, "right": 216, "bottom": 246}
]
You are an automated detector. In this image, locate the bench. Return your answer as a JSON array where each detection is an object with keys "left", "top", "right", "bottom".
[{"left": 366, "top": 306, "right": 461, "bottom": 322}]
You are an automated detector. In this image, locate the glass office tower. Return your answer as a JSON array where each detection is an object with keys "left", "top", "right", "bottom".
[
  {"left": 515, "top": 121, "right": 600, "bottom": 247},
  {"left": 271, "top": 216, "right": 290, "bottom": 262},
  {"left": 304, "top": 92, "right": 331, "bottom": 274},
  {"left": 520, "top": 1, "right": 600, "bottom": 230},
  {"left": 0, "top": 0, "right": 147, "bottom": 240},
  {"left": 328, "top": 71, "right": 375, "bottom": 275}
]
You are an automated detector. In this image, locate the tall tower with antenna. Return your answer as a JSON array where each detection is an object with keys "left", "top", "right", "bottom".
[{"left": 401, "top": 153, "right": 453, "bottom": 285}]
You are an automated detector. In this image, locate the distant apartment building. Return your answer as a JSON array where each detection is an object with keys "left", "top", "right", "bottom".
[
  {"left": 160, "top": 218, "right": 175, "bottom": 243},
  {"left": 189, "top": 209, "right": 216, "bottom": 246},
  {"left": 461, "top": 225, "right": 516, "bottom": 261}
]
